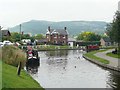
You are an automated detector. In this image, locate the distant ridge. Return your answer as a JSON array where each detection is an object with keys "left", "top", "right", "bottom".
[{"left": 10, "top": 20, "right": 107, "bottom": 36}]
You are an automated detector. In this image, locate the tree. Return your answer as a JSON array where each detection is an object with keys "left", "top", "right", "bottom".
[
  {"left": 22, "top": 34, "right": 30, "bottom": 39},
  {"left": 10, "top": 32, "right": 21, "bottom": 42},
  {"left": 77, "top": 31, "right": 101, "bottom": 41},
  {"left": 2, "top": 32, "right": 20, "bottom": 42},
  {"left": 106, "top": 11, "right": 120, "bottom": 51},
  {"left": 30, "top": 37, "right": 35, "bottom": 42},
  {"left": 3, "top": 32, "right": 32, "bottom": 42},
  {"left": 34, "top": 34, "right": 44, "bottom": 39}
]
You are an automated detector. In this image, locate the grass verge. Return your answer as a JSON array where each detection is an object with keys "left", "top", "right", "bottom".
[
  {"left": 106, "top": 52, "right": 120, "bottom": 59},
  {"left": 84, "top": 50, "right": 109, "bottom": 64},
  {"left": 0, "top": 60, "right": 2, "bottom": 90},
  {"left": 2, "top": 62, "right": 44, "bottom": 89}
]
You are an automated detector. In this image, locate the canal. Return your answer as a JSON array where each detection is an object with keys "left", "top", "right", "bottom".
[{"left": 26, "top": 50, "right": 120, "bottom": 89}]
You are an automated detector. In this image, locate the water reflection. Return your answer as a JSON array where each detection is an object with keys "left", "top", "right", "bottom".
[
  {"left": 26, "top": 58, "right": 40, "bottom": 74},
  {"left": 45, "top": 50, "right": 68, "bottom": 57},
  {"left": 106, "top": 69, "right": 120, "bottom": 90},
  {"left": 26, "top": 50, "right": 120, "bottom": 89}
]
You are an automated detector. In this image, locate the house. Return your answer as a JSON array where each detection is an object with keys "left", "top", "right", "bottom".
[
  {"left": 35, "top": 39, "right": 47, "bottom": 45},
  {"left": 1, "top": 30, "right": 11, "bottom": 36},
  {"left": 46, "top": 26, "right": 68, "bottom": 45},
  {"left": 100, "top": 37, "right": 112, "bottom": 46},
  {"left": 0, "top": 30, "right": 11, "bottom": 41},
  {"left": 68, "top": 38, "right": 76, "bottom": 47}
]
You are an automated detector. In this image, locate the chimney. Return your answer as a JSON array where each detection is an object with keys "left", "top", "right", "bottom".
[
  {"left": 48, "top": 26, "right": 50, "bottom": 31},
  {"left": 64, "top": 27, "right": 67, "bottom": 30}
]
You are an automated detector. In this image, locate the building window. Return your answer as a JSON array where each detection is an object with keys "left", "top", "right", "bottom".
[
  {"left": 63, "top": 35, "right": 66, "bottom": 38},
  {"left": 54, "top": 34, "right": 57, "bottom": 38}
]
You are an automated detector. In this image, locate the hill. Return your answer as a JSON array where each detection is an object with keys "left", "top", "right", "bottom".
[{"left": 10, "top": 20, "right": 107, "bottom": 36}]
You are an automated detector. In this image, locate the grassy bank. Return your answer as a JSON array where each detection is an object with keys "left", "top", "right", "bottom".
[
  {"left": 2, "top": 62, "right": 43, "bottom": 89},
  {"left": 84, "top": 50, "right": 109, "bottom": 64},
  {"left": 1, "top": 46, "right": 44, "bottom": 89},
  {"left": 0, "top": 60, "right": 2, "bottom": 90},
  {"left": 106, "top": 52, "right": 120, "bottom": 59}
]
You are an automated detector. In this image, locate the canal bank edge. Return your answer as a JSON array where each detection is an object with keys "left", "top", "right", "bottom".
[
  {"left": 37, "top": 48, "right": 84, "bottom": 51},
  {"left": 83, "top": 55, "right": 120, "bottom": 72}
]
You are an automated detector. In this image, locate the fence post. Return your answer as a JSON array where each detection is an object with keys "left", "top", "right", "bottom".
[{"left": 17, "top": 62, "right": 22, "bottom": 76}]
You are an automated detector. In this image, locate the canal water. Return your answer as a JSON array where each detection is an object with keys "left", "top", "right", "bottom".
[{"left": 26, "top": 50, "right": 120, "bottom": 89}]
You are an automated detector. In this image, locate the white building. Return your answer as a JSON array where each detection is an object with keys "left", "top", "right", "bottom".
[
  {"left": 22, "top": 39, "right": 31, "bottom": 43},
  {"left": 68, "top": 38, "right": 76, "bottom": 47}
]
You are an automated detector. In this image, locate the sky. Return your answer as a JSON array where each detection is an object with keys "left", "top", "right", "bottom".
[{"left": 0, "top": 0, "right": 120, "bottom": 28}]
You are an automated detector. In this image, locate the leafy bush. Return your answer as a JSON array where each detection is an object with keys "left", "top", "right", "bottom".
[{"left": 2, "top": 46, "right": 26, "bottom": 68}]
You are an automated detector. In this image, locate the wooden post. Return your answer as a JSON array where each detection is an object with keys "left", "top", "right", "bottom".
[{"left": 17, "top": 62, "right": 22, "bottom": 76}]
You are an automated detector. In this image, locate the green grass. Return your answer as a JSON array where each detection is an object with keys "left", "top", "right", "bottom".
[
  {"left": 84, "top": 50, "right": 109, "bottom": 64},
  {"left": 100, "top": 46, "right": 117, "bottom": 49},
  {"left": 36, "top": 45, "right": 71, "bottom": 50},
  {"left": 2, "top": 63, "right": 44, "bottom": 89},
  {"left": 106, "top": 52, "right": 120, "bottom": 59},
  {"left": 0, "top": 60, "right": 2, "bottom": 90}
]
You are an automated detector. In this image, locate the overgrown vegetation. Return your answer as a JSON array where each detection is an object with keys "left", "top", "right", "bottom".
[
  {"left": 84, "top": 50, "right": 109, "bottom": 64},
  {"left": 2, "top": 45, "right": 26, "bottom": 67}
]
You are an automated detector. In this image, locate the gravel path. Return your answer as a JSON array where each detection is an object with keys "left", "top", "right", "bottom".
[{"left": 94, "top": 49, "right": 119, "bottom": 68}]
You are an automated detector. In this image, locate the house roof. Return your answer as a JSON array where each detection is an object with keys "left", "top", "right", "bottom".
[
  {"left": 55, "top": 29, "right": 68, "bottom": 35},
  {"left": 1, "top": 30, "right": 11, "bottom": 36},
  {"left": 46, "top": 26, "right": 68, "bottom": 35},
  {"left": 48, "top": 29, "right": 68, "bottom": 35},
  {"left": 102, "top": 37, "right": 111, "bottom": 42},
  {"left": 68, "top": 38, "right": 76, "bottom": 42},
  {"left": 46, "top": 29, "right": 54, "bottom": 34}
]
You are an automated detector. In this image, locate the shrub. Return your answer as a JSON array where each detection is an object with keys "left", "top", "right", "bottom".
[{"left": 2, "top": 45, "right": 26, "bottom": 68}]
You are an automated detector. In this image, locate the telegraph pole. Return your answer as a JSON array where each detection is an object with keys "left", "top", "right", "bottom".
[{"left": 20, "top": 24, "right": 21, "bottom": 41}]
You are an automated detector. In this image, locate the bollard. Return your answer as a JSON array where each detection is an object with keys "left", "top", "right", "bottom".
[{"left": 17, "top": 62, "right": 22, "bottom": 76}]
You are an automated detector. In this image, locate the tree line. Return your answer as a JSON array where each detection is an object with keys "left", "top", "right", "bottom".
[
  {"left": 2, "top": 32, "right": 45, "bottom": 42},
  {"left": 106, "top": 11, "right": 120, "bottom": 52}
]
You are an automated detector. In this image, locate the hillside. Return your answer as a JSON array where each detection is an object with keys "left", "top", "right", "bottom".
[{"left": 10, "top": 20, "right": 107, "bottom": 36}]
